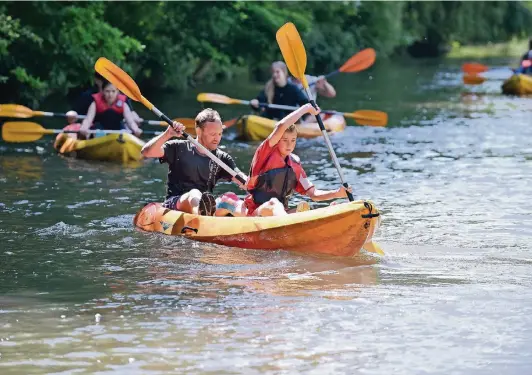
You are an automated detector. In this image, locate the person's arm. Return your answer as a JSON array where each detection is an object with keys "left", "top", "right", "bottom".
[
  {"left": 250, "top": 90, "right": 267, "bottom": 110},
  {"left": 316, "top": 76, "right": 336, "bottom": 98},
  {"left": 266, "top": 103, "right": 319, "bottom": 147},
  {"left": 305, "top": 185, "right": 352, "bottom": 202},
  {"left": 123, "top": 104, "right": 142, "bottom": 136},
  {"left": 79, "top": 102, "right": 96, "bottom": 137},
  {"left": 218, "top": 153, "right": 248, "bottom": 189},
  {"left": 141, "top": 122, "right": 185, "bottom": 158}
]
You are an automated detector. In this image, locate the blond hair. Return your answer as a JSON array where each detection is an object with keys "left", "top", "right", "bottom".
[
  {"left": 285, "top": 124, "right": 298, "bottom": 134},
  {"left": 265, "top": 61, "right": 288, "bottom": 104},
  {"left": 195, "top": 108, "right": 222, "bottom": 129}
]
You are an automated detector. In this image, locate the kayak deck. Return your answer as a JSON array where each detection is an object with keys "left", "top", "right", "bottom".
[
  {"left": 501, "top": 74, "right": 532, "bottom": 96},
  {"left": 54, "top": 132, "right": 145, "bottom": 163},
  {"left": 133, "top": 200, "right": 380, "bottom": 257},
  {"left": 236, "top": 114, "right": 346, "bottom": 141}
]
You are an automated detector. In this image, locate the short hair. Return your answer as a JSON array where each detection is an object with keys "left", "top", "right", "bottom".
[
  {"left": 285, "top": 124, "right": 298, "bottom": 134},
  {"left": 195, "top": 108, "right": 222, "bottom": 129}
]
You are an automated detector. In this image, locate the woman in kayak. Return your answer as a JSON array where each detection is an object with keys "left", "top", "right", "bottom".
[
  {"left": 516, "top": 39, "right": 532, "bottom": 75},
  {"left": 79, "top": 80, "right": 142, "bottom": 139},
  {"left": 216, "top": 103, "right": 350, "bottom": 217},
  {"left": 249, "top": 61, "right": 309, "bottom": 120}
]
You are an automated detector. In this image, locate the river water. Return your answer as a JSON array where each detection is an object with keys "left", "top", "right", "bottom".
[{"left": 1, "top": 58, "right": 532, "bottom": 374}]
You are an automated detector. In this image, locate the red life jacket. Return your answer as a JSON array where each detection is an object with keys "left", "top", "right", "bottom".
[
  {"left": 92, "top": 92, "right": 127, "bottom": 115},
  {"left": 244, "top": 141, "right": 313, "bottom": 214},
  {"left": 91, "top": 92, "right": 127, "bottom": 130}
]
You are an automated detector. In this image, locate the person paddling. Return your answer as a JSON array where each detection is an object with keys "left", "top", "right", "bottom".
[
  {"left": 241, "top": 103, "right": 351, "bottom": 216},
  {"left": 141, "top": 108, "right": 246, "bottom": 216},
  {"left": 79, "top": 81, "right": 142, "bottom": 138},
  {"left": 516, "top": 39, "right": 532, "bottom": 75},
  {"left": 67, "top": 72, "right": 143, "bottom": 126},
  {"left": 250, "top": 61, "right": 308, "bottom": 120}
]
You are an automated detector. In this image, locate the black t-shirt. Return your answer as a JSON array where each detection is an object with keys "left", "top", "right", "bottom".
[
  {"left": 73, "top": 86, "right": 135, "bottom": 115},
  {"left": 256, "top": 82, "right": 308, "bottom": 119},
  {"left": 160, "top": 139, "right": 239, "bottom": 199}
]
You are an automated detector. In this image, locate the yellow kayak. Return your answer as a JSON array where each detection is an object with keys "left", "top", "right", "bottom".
[
  {"left": 501, "top": 74, "right": 532, "bottom": 96},
  {"left": 54, "top": 132, "right": 145, "bottom": 163},
  {"left": 236, "top": 114, "right": 346, "bottom": 141},
  {"left": 133, "top": 200, "right": 381, "bottom": 257}
]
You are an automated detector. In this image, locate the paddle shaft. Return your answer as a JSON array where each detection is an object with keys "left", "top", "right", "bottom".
[
  {"left": 247, "top": 101, "right": 345, "bottom": 117},
  {"left": 31, "top": 111, "right": 175, "bottom": 126},
  {"left": 304, "top": 87, "right": 354, "bottom": 202},
  {"left": 148, "top": 106, "right": 246, "bottom": 184}
]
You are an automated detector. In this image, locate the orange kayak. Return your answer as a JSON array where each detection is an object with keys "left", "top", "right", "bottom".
[{"left": 133, "top": 200, "right": 381, "bottom": 257}]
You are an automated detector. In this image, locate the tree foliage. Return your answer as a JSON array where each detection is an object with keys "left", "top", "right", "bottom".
[{"left": 1, "top": 1, "right": 531, "bottom": 105}]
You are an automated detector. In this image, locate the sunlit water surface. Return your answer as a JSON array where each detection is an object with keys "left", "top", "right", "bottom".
[{"left": 1, "top": 58, "right": 532, "bottom": 374}]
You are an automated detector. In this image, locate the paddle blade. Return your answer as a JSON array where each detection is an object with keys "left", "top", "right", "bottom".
[
  {"left": 197, "top": 93, "right": 241, "bottom": 105},
  {"left": 347, "top": 110, "right": 388, "bottom": 127},
  {"left": 223, "top": 117, "right": 238, "bottom": 129},
  {"left": 276, "top": 22, "right": 308, "bottom": 88},
  {"left": 339, "top": 48, "right": 376, "bottom": 73},
  {"left": 363, "top": 241, "right": 385, "bottom": 256},
  {"left": 462, "top": 62, "right": 488, "bottom": 74},
  {"left": 95, "top": 58, "right": 149, "bottom": 107},
  {"left": 1, "top": 121, "right": 50, "bottom": 142},
  {"left": 463, "top": 74, "right": 486, "bottom": 85},
  {"left": 0, "top": 104, "right": 34, "bottom": 118}
]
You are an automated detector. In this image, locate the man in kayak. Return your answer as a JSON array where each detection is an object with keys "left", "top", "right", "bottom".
[
  {"left": 79, "top": 81, "right": 142, "bottom": 138},
  {"left": 242, "top": 103, "right": 351, "bottom": 216},
  {"left": 141, "top": 108, "right": 247, "bottom": 216},
  {"left": 67, "top": 72, "right": 143, "bottom": 125},
  {"left": 249, "top": 61, "right": 308, "bottom": 120}
]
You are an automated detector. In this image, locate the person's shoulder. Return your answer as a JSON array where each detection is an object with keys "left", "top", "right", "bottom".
[
  {"left": 216, "top": 147, "right": 234, "bottom": 160},
  {"left": 289, "top": 153, "right": 302, "bottom": 164},
  {"left": 164, "top": 139, "right": 189, "bottom": 148}
]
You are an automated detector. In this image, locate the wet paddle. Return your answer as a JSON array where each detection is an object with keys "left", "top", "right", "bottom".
[
  {"left": 94, "top": 57, "right": 246, "bottom": 185},
  {"left": 1, "top": 121, "right": 162, "bottom": 143},
  {"left": 276, "top": 22, "right": 354, "bottom": 202},
  {"left": 197, "top": 93, "right": 388, "bottom": 127}
]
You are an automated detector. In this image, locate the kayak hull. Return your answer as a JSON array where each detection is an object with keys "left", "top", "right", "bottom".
[
  {"left": 501, "top": 74, "right": 532, "bottom": 96},
  {"left": 54, "top": 132, "right": 145, "bottom": 163},
  {"left": 133, "top": 200, "right": 380, "bottom": 257},
  {"left": 236, "top": 114, "right": 346, "bottom": 141}
]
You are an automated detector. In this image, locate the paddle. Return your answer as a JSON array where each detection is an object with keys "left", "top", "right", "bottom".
[
  {"left": 462, "top": 74, "right": 488, "bottom": 85},
  {"left": 276, "top": 22, "right": 354, "bottom": 202},
  {"left": 462, "top": 60, "right": 531, "bottom": 76},
  {"left": 94, "top": 57, "right": 246, "bottom": 185},
  {"left": 0, "top": 104, "right": 199, "bottom": 128},
  {"left": 197, "top": 93, "right": 388, "bottom": 127},
  {"left": 305, "top": 48, "right": 376, "bottom": 88},
  {"left": 1, "top": 121, "right": 163, "bottom": 143}
]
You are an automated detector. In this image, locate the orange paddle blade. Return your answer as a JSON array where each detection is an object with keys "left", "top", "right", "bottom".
[
  {"left": 346, "top": 110, "right": 388, "bottom": 127},
  {"left": 0, "top": 104, "right": 34, "bottom": 118},
  {"left": 463, "top": 74, "right": 486, "bottom": 85},
  {"left": 95, "top": 58, "right": 153, "bottom": 109},
  {"left": 222, "top": 117, "right": 238, "bottom": 129},
  {"left": 276, "top": 22, "right": 308, "bottom": 89},
  {"left": 462, "top": 62, "right": 488, "bottom": 74},
  {"left": 1, "top": 121, "right": 53, "bottom": 142},
  {"left": 196, "top": 93, "right": 243, "bottom": 105},
  {"left": 339, "top": 48, "right": 376, "bottom": 73}
]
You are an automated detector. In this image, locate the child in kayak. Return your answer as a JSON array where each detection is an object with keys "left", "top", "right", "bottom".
[{"left": 215, "top": 103, "right": 350, "bottom": 217}]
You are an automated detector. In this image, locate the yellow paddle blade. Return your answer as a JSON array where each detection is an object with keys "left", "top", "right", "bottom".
[
  {"left": 197, "top": 93, "right": 243, "bottom": 105},
  {"left": 346, "top": 110, "right": 388, "bottom": 127},
  {"left": 0, "top": 104, "right": 34, "bottom": 118},
  {"left": 462, "top": 62, "right": 489, "bottom": 74},
  {"left": 276, "top": 22, "right": 309, "bottom": 89},
  {"left": 95, "top": 57, "right": 153, "bottom": 110},
  {"left": 463, "top": 74, "right": 486, "bottom": 85},
  {"left": 363, "top": 241, "right": 385, "bottom": 256},
  {"left": 1, "top": 121, "right": 53, "bottom": 142},
  {"left": 339, "top": 48, "right": 376, "bottom": 73}
]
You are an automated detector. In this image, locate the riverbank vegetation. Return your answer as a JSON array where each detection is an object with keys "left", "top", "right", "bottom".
[{"left": 2, "top": 1, "right": 531, "bottom": 105}]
